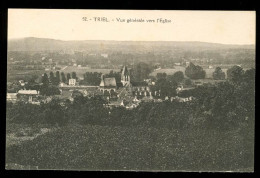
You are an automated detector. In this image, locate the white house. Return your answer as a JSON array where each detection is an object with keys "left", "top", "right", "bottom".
[{"left": 69, "top": 79, "right": 76, "bottom": 86}]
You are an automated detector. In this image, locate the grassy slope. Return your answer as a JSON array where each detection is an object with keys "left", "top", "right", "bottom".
[{"left": 6, "top": 124, "right": 254, "bottom": 171}]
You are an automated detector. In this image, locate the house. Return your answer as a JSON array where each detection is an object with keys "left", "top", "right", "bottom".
[
  {"left": 7, "top": 93, "right": 17, "bottom": 103},
  {"left": 17, "top": 90, "right": 39, "bottom": 103},
  {"left": 194, "top": 81, "right": 203, "bottom": 86},
  {"left": 69, "top": 79, "right": 76, "bottom": 86},
  {"left": 99, "top": 74, "right": 117, "bottom": 92},
  {"left": 59, "top": 82, "right": 66, "bottom": 87},
  {"left": 131, "top": 80, "right": 150, "bottom": 99},
  {"left": 131, "top": 81, "right": 150, "bottom": 91},
  {"left": 171, "top": 96, "right": 194, "bottom": 102},
  {"left": 176, "top": 85, "right": 184, "bottom": 93},
  {"left": 176, "top": 85, "right": 195, "bottom": 94},
  {"left": 19, "top": 80, "right": 25, "bottom": 86},
  {"left": 133, "top": 96, "right": 139, "bottom": 102}
]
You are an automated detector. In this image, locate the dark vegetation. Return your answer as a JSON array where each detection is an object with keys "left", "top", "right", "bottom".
[
  {"left": 185, "top": 62, "right": 206, "bottom": 79},
  {"left": 213, "top": 67, "right": 226, "bottom": 80},
  {"left": 6, "top": 67, "right": 255, "bottom": 171},
  {"left": 5, "top": 124, "right": 253, "bottom": 171}
]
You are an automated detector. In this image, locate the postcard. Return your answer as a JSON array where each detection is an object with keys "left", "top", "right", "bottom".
[{"left": 6, "top": 9, "right": 255, "bottom": 172}]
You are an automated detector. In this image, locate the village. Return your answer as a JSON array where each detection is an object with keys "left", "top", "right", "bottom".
[{"left": 7, "top": 64, "right": 202, "bottom": 109}]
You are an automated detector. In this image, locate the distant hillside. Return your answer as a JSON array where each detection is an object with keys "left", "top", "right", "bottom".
[{"left": 8, "top": 37, "right": 255, "bottom": 52}]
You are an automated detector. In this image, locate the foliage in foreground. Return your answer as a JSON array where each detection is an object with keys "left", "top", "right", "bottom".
[{"left": 6, "top": 124, "right": 254, "bottom": 171}]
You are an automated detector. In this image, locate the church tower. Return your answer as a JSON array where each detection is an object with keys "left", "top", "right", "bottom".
[{"left": 121, "top": 66, "right": 130, "bottom": 86}]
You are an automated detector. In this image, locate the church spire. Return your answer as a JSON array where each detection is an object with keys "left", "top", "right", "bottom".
[{"left": 121, "top": 66, "right": 130, "bottom": 86}]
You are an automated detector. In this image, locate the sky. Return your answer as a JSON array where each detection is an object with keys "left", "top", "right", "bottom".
[{"left": 8, "top": 9, "right": 255, "bottom": 45}]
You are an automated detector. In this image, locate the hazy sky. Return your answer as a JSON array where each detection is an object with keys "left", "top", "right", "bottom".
[{"left": 8, "top": 9, "right": 255, "bottom": 45}]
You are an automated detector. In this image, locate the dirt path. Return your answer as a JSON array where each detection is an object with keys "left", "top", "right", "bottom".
[
  {"left": 6, "top": 127, "right": 53, "bottom": 148},
  {"left": 61, "top": 66, "right": 68, "bottom": 70}
]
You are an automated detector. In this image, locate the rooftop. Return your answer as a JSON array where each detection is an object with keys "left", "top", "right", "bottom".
[
  {"left": 100, "top": 77, "right": 117, "bottom": 87},
  {"left": 18, "top": 90, "right": 38, "bottom": 95}
]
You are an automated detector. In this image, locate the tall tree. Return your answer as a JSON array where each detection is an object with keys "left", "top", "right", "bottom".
[
  {"left": 61, "top": 72, "right": 66, "bottom": 83},
  {"left": 132, "top": 62, "right": 152, "bottom": 81},
  {"left": 156, "top": 73, "right": 167, "bottom": 80},
  {"left": 41, "top": 73, "right": 49, "bottom": 86},
  {"left": 28, "top": 75, "right": 38, "bottom": 85},
  {"left": 40, "top": 85, "right": 61, "bottom": 96},
  {"left": 227, "top": 65, "right": 244, "bottom": 84},
  {"left": 72, "top": 72, "right": 77, "bottom": 79},
  {"left": 152, "top": 75, "right": 177, "bottom": 99},
  {"left": 84, "top": 72, "right": 102, "bottom": 85},
  {"left": 67, "top": 73, "right": 71, "bottom": 81},
  {"left": 49, "top": 71, "right": 55, "bottom": 84},
  {"left": 185, "top": 62, "right": 206, "bottom": 79},
  {"left": 105, "top": 70, "right": 121, "bottom": 83},
  {"left": 172, "top": 71, "right": 185, "bottom": 83},
  {"left": 213, "top": 67, "right": 226, "bottom": 80},
  {"left": 55, "top": 71, "right": 60, "bottom": 84}
]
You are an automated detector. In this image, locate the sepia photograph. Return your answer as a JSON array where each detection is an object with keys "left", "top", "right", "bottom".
[{"left": 6, "top": 9, "right": 255, "bottom": 172}]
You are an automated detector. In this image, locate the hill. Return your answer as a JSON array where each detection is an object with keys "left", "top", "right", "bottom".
[{"left": 8, "top": 37, "right": 255, "bottom": 52}]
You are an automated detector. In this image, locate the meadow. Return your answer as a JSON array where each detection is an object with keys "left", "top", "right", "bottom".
[{"left": 7, "top": 69, "right": 45, "bottom": 82}]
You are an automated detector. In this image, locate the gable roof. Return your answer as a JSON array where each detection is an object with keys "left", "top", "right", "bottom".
[
  {"left": 7, "top": 93, "right": 17, "bottom": 100},
  {"left": 100, "top": 77, "right": 117, "bottom": 87}
]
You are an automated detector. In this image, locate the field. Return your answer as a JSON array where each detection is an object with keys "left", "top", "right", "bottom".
[
  {"left": 7, "top": 66, "right": 121, "bottom": 82},
  {"left": 6, "top": 123, "right": 254, "bottom": 171},
  {"left": 7, "top": 69, "right": 45, "bottom": 82},
  {"left": 59, "top": 66, "right": 121, "bottom": 78},
  {"left": 150, "top": 67, "right": 230, "bottom": 79},
  {"left": 150, "top": 67, "right": 186, "bottom": 77}
]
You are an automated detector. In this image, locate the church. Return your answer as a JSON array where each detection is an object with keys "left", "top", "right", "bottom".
[
  {"left": 99, "top": 66, "right": 151, "bottom": 99},
  {"left": 99, "top": 66, "right": 131, "bottom": 92}
]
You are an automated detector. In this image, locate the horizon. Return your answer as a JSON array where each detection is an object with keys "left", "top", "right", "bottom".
[{"left": 8, "top": 37, "right": 255, "bottom": 46}]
